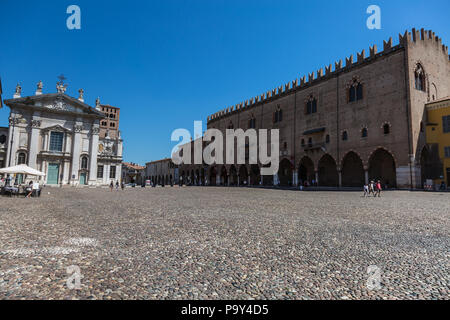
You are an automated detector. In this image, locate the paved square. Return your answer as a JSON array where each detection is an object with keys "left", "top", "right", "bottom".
[{"left": 0, "top": 187, "right": 448, "bottom": 300}]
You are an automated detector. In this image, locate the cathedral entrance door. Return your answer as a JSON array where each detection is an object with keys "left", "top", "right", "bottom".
[
  {"left": 80, "top": 172, "right": 87, "bottom": 185},
  {"left": 47, "top": 164, "right": 59, "bottom": 185}
]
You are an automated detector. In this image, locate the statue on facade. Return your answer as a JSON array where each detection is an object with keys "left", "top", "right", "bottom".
[
  {"left": 36, "top": 80, "right": 43, "bottom": 95},
  {"left": 14, "top": 83, "right": 22, "bottom": 98},
  {"left": 78, "top": 88, "right": 84, "bottom": 101},
  {"left": 56, "top": 81, "right": 68, "bottom": 93},
  {"left": 56, "top": 74, "right": 68, "bottom": 93},
  {"left": 95, "top": 97, "right": 101, "bottom": 110}
]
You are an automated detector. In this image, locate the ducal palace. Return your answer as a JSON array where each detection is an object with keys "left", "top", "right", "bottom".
[
  {"left": 178, "top": 29, "right": 450, "bottom": 189},
  {"left": 0, "top": 80, "right": 123, "bottom": 186}
]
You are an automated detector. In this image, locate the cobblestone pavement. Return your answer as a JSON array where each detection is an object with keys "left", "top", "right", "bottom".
[{"left": 0, "top": 187, "right": 448, "bottom": 300}]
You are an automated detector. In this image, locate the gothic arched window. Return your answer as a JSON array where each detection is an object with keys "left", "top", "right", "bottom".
[
  {"left": 348, "top": 79, "right": 363, "bottom": 102},
  {"left": 248, "top": 115, "right": 256, "bottom": 129},
  {"left": 415, "top": 64, "right": 426, "bottom": 92},
  {"left": 342, "top": 131, "right": 348, "bottom": 141},
  {"left": 383, "top": 123, "right": 391, "bottom": 135},
  {"left": 361, "top": 128, "right": 368, "bottom": 138},
  {"left": 273, "top": 106, "right": 283, "bottom": 123},
  {"left": 306, "top": 95, "right": 318, "bottom": 115}
]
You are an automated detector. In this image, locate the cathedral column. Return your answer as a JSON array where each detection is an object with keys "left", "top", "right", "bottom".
[
  {"left": 6, "top": 115, "right": 20, "bottom": 167},
  {"left": 88, "top": 125, "right": 100, "bottom": 185},
  {"left": 293, "top": 170, "right": 298, "bottom": 187},
  {"left": 315, "top": 171, "right": 319, "bottom": 186},
  {"left": 71, "top": 122, "right": 83, "bottom": 186},
  {"left": 28, "top": 117, "right": 41, "bottom": 169},
  {"left": 364, "top": 167, "right": 369, "bottom": 185}
]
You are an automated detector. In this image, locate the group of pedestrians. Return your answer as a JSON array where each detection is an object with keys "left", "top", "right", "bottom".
[
  {"left": 363, "top": 180, "right": 382, "bottom": 197},
  {"left": 109, "top": 180, "right": 124, "bottom": 191}
]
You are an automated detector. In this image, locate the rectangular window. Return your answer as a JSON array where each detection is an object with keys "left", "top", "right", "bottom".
[
  {"left": 110, "top": 166, "right": 116, "bottom": 179},
  {"left": 445, "top": 146, "right": 450, "bottom": 158},
  {"left": 97, "top": 165, "right": 104, "bottom": 178},
  {"left": 49, "top": 132, "right": 64, "bottom": 152},
  {"left": 443, "top": 115, "right": 450, "bottom": 133}
]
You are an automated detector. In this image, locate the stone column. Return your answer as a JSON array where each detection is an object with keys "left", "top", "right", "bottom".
[
  {"left": 88, "top": 125, "right": 100, "bottom": 185},
  {"left": 216, "top": 174, "right": 221, "bottom": 186},
  {"left": 5, "top": 119, "right": 14, "bottom": 167},
  {"left": 237, "top": 176, "right": 240, "bottom": 186},
  {"left": 71, "top": 122, "right": 83, "bottom": 186},
  {"left": 28, "top": 117, "right": 41, "bottom": 169},
  {"left": 315, "top": 171, "right": 319, "bottom": 186},
  {"left": 117, "top": 163, "right": 122, "bottom": 184},
  {"left": 292, "top": 170, "right": 298, "bottom": 187},
  {"left": 338, "top": 171, "right": 342, "bottom": 188},
  {"left": 364, "top": 169, "right": 369, "bottom": 185},
  {"left": 104, "top": 164, "right": 110, "bottom": 185},
  {"left": 63, "top": 160, "right": 71, "bottom": 184}
]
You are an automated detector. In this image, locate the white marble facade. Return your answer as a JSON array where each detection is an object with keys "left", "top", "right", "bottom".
[{"left": 3, "top": 86, "right": 123, "bottom": 186}]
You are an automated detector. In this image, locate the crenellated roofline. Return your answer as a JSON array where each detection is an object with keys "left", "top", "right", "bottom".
[{"left": 207, "top": 28, "right": 450, "bottom": 124}]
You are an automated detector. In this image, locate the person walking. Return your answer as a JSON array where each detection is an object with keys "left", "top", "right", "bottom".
[
  {"left": 363, "top": 183, "right": 369, "bottom": 197},
  {"left": 26, "top": 181, "right": 33, "bottom": 198},
  {"left": 115, "top": 181, "right": 119, "bottom": 191},
  {"left": 376, "top": 180, "right": 382, "bottom": 197},
  {"left": 109, "top": 181, "right": 114, "bottom": 192},
  {"left": 369, "top": 180, "right": 375, "bottom": 196},
  {"left": 121, "top": 181, "right": 125, "bottom": 190}
]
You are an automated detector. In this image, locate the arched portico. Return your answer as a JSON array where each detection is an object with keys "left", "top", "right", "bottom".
[
  {"left": 317, "top": 154, "right": 338, "bottom": 187},
  {"left": 369, "top": 148, "right": 397, "bottom": 188},
  {"left": 342, "top": 151, "right": 365, "bottom": 187}
]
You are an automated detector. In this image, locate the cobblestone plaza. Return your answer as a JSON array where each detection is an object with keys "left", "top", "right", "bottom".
[{"left": 0, "top": 187, "right": 448, "bottom": 300}]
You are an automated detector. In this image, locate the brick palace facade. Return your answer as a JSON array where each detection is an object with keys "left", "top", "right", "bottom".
[{"left": 178, "top": 29, "right": 450, "bottom": 189}]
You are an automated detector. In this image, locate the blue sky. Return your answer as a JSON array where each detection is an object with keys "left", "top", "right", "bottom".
[{"left": 0, "top": 0, "right": 449, "bottom": 164}]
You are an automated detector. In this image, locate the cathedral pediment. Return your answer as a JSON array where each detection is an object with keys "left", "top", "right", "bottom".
[
  {"left": 41, "top": 124, "right": 73, "bottom": 133},
  {"left": 4, "top": 93, "right": 105, "bottom": 118}
]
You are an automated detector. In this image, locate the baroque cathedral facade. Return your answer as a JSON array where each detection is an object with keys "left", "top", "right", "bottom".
[{"left": 2, "top": 81, "right": 123, "bottom": 186}]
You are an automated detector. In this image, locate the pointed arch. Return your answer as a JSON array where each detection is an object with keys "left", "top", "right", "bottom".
[
  {"left": 317, "top": 154, "right": 338, "bottom": 187},
  {"left": 342, "top": 151, "right": 365, "bottom": 187}
]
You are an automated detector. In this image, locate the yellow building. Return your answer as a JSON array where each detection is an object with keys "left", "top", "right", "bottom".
[{"left": 424, "top": 97, "right": 450, "bottom": 189}]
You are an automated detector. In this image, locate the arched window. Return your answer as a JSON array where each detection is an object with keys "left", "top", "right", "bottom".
[
  {"left": 348, "top": 79, "right": 363, "bottom": 102},
  {"left": 18, "top": 152, "right": 26, "bottom": 165},
  {"left": 0, "top": 135, "right": 6, "bottom": 144},
  {"left": 383, "top": 123, "right": 391, "bottom": 135},
  {"left": 81, "top": 156, "right": 88, "bottom": 169},
  {"left": 325, "top": 134, "right": 330, "bottom": 144},
  {"left": 414, "top": 64, "right": 426, "bottom": 92},
  {"left": 306, "top": 95, "right": 318, "bottom": 115},
  {"left": 273, "top": 106, "right": 283, "bottom": 123},
  {"left": 248, "top": 115, "right": 256, "bottom": 129},
  {"left": 361, "top": 128, "right": 368, "bottom": 138},
  {"left": 342, "top": 131, "right": 348, "bottom": 141}
]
